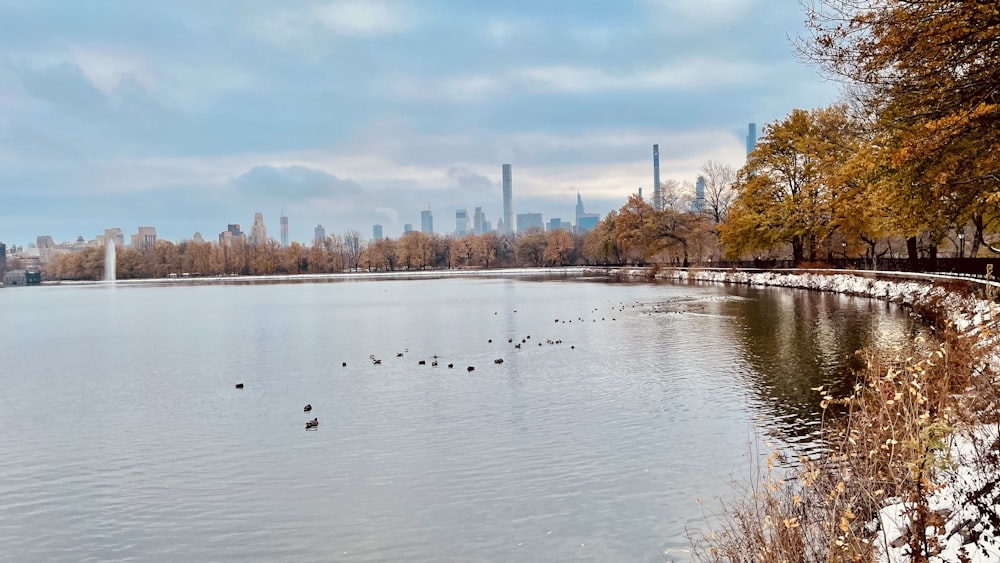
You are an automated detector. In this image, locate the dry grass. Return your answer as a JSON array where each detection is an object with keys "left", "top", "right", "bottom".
[{"left": 691, "top": 313, "right": 998, "bottom": 562}]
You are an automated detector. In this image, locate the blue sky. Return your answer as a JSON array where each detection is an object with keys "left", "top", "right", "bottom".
[{"left": 0, "top": 0, "right": 837, "bottom": 245}]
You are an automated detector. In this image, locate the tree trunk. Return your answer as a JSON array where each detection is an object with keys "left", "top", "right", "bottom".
[
  {"left": 906, "top": 237, "right": 919, "bottom": 270},
  {"left": 791, "top": 236, "right": 804, "bottom": 265}
]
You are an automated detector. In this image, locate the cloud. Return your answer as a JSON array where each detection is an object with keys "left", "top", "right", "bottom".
[
  {"left": 232, "top": 165, "right": 365, "bottom": 201},
  {"left": 315, "top": 1, "right": 412, "bottom": 36},
  {"left": 447, "top": 166, "right": 495, "bottom": 193}
]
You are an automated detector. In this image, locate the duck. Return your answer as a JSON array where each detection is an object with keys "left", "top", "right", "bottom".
[
  {"left": 431, "top": 361, "right": 439, "bottom": 367},
  {"left": 235, "top": 383, "right": 244, "bottom": 389},
  {"left": 304, "top": 404, "right": 312, "bottom": 412},
  {"left": 305, "top": 418, "right": 319, "bottom": 429},
  {"left": 467, "top": 366, "right": 475, "bottom": 372},
  {"left": 494, "top": 358, "right": 504, "bottom": 364},
  {"left": 418, "top": 360, "right": 426, "bottom": 365},
  {"left": 342, "top": 362, "right": 347, "bottom": 367},
  {"left": 447, "top": 363, "right": 454, "bottom": 369}
]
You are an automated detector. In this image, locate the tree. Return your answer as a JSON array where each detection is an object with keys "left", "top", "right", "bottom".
[
  {"left": 514, "top": 232, "right": 547, "bottom": 267},
  {"left": 473, "top": 232, "right": 500, "bottom": 268},
  {"left": 803, "top": 0, "right": 1000, "bottom": 253},
  {"left": 583, "top": 211, "right": 622, "bottom": 265},
  {"left": 721, "top": 106, "right": 855, "bottom": 263},
  {"left": 700, "top": 160, "right": 738, "bottom": 225},
  {"left": 543, "top": 229, "right": 574, "bottom": 265},
  {"left": 342, "top": 230, "right": 361, "bottom": 271}
]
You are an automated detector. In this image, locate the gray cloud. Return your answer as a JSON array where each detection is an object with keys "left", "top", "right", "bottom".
[
  {"left": 447, "top": 166, "right": 496, "bottom": 193},
  {"left": 232, "top": 165, "right": 365, "bottom": 201}
]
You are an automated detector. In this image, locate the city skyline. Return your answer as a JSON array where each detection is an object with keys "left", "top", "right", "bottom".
[{"left": 0, "top": 1, "right": 837, "bottom": 245}]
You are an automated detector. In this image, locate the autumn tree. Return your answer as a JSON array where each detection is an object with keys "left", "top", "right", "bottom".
[
  {"left": 515, "top": 232, "right": 547, "bottom": 267},
  {"left": 473, "top": 232, "right": 500, "bottom": 268},
  {"left": 582, "top": 211, "right": 622, "bottom": 265},
  {"left": 722, "top": 106, "right": 855, "bottom": 263},
  {"left": 543, "top": 229, "right": 575, "bottom": 265},
  {"left": 803, "top": 0, "right": 1000, "bottom": 254}
]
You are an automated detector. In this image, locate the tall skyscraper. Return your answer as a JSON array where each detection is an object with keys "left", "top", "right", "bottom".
[
  {"left": 652, "top": 144, "right": 662, "bottom": 211},
  {"left": 575, "top": 192, "right": 585, "bottom": 227},
  {"left": 502, "top": 164, "right": 513, "bottom": 235},
  {"left": 280, "top": 213, "right": 289, "bottom": 247},
  {"left": 693, "top": 175, "right": 706, "bottom": 213},
  {"left": 250, "top": 213, "right": 267, "bottom": 245},
  {"left": 473, "top": 207, "right": 485, "bottom": 235},
  {"left": 373, "top": 224, "right": 383, "bottom": 240},
  {"left": 746, "top": 122, "right": 757, "bottom": 156},
  {"left": 0, "top": 242, "right": 6, "bottom": 274},
  {"left": 314, "top": 224, "right": 326, "bottom": 245},
  {"left": 575, "top": 192, "right": 601, "bottom": 233},
  {"left": 455, "top": 209, "right": 469, "bottom": 236},
  {"left": 404, "top": 224, "right": 413, "bottom": 233},
  {"left": 421, "top": 209, "right": 433, "bottom": 234}
]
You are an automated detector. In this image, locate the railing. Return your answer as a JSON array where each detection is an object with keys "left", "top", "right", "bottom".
[{"left": 689, "top": 257, "right": 999, "bottom": 280}]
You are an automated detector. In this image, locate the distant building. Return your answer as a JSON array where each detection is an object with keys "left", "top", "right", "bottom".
[
  {"left": 516, "top": 212, "right": 543, "bottom": 233},
  {"left": 575, "top": 192, "right": 601, "bottom": 233},
  {"left": 373, "top": 224, "right": 383, "bottom": 240},
  {"left": 280, "top": 214, "right": 289, "bottom": 247},
  {"left": 131, "top": 226, "right": 157, "bottom": 251},
  {"left": 747, "top": 122, "right": 757, "bottom": 156},
  {"left": 36, "top": 236, "right": 55, "bottom": 250},
  {"left": 547, "top": 218, "right": 564, "bottom": 231},
  {"left": 0, "top": 242, "right": 6, "bottom": 274},
  {"left": 314, "top": 225, "right": 326, "bottom": 246},
  {"left": 577, "top": 215, "right": 600, "bottom": 233},
  {"left": 249, "top": 213, "right": 267, "bottom": 245},
  {"left": 502, "top": 164, "right": 513, "bottom": 234},
  {"left": 653, "top": 144, "right": 662, "bottom": 211},
  {"left": 404, "top": 223, "right": 413, "bottom": 233},
  {"left": 484, "top": 219, "right": 493, "bottom": 233},
  {"left": 455, "top": 209, "right": 469, "bottom": 236},
  {"left": 473, "top": 207, "right": 485, "bottom": 235},
  {"left": 638, "top": 187, "right": 643, "bottom": 200},
  {"left": 219, "top": 224, "right": 245, "bottom": 246},
  {"left": 3, "top": 270, "right": 41, "bottom": 286},
  {"left": 692, "top": 175, "right": 706, "bottom": 213},
  {"left": 192, "top": 232, "right": 205, "bottom": 243},
  {"left": 104, "top": 228, "right": 125, "bottom": 248},
  {"left": 421, "top": 209, "right": 433, "bottom": 234}
]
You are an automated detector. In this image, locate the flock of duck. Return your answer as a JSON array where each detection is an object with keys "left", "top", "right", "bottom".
[{"left": 232, "top": 304, "right": 638, "bottom": 430}]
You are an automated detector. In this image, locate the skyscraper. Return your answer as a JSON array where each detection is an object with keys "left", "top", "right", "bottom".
[
  {"left": 652, "top": 144, "right": 662, "bottom": 211},
  {"left": 455, "top": 209, "right": 469, "bottom": 236},
  {"left": 314, "top": 225, "right": 326, "bottom": 246},
  {"left": 0, "top": 242, "right": 6, "bottom": 275},
  {"left": 373, "top": 224, "right": 383, "bottom": 240},
  {"left": 502, "top": 163, "right": 513, "bottom": 235},
  {"left": 575, "top": 192, "right": 585, "bottom": 227},
  {"left": 250, "top": 213, "right": 267, "bottom": 246},
  {"left": 280, "top": 214, "right": 289, "bottom": 247},
  {"left": 473, "top": 207, "right": 485, "bottom": 235},
  {"left": 746, "top": 122, "right": 757, "bottom": 156},
  {"left": 421, "top": 209, "right": 433, "bottom": 234},
  {"left": 404, "top": 224, "right": 413, "bottom": 233},
  {"left": 693, "top": 175, "right": 706, "bottom": 213}
]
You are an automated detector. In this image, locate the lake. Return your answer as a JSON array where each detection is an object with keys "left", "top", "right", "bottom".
[{"left": 0, "top": 275, "right": 923, "bottom": 562}]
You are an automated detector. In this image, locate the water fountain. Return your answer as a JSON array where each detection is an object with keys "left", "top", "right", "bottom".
[{"left": 104, "top": 241, "right": 116, "bottom": 282}]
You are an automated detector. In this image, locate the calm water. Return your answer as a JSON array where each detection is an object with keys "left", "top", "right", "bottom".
[{"left": 0, "top": 276, "right": 923, "bottom": 562}]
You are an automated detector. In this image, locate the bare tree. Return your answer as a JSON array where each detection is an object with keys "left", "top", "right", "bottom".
[
  {"left": 342, "top": 229, "right": 361, "bottom": 272},
  {"left": 700, "top": 160, "right": 737, "bottom": 225}
]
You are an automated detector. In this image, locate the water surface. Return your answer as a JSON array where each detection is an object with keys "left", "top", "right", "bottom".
[{"left": 0, "top": 276, "right": 922, "bottom": 562}]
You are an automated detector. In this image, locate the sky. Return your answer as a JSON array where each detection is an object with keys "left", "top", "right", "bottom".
[{"left": 0, "top": 0, "right": 839, "bottom": 246}]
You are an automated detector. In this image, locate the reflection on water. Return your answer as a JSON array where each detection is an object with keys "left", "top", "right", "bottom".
[
  {"left": 719, "top": 284, "right": 928, "bottom": 452},
  {"left": 0, "top": 277, "right": 925, "bottom": 562}
]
